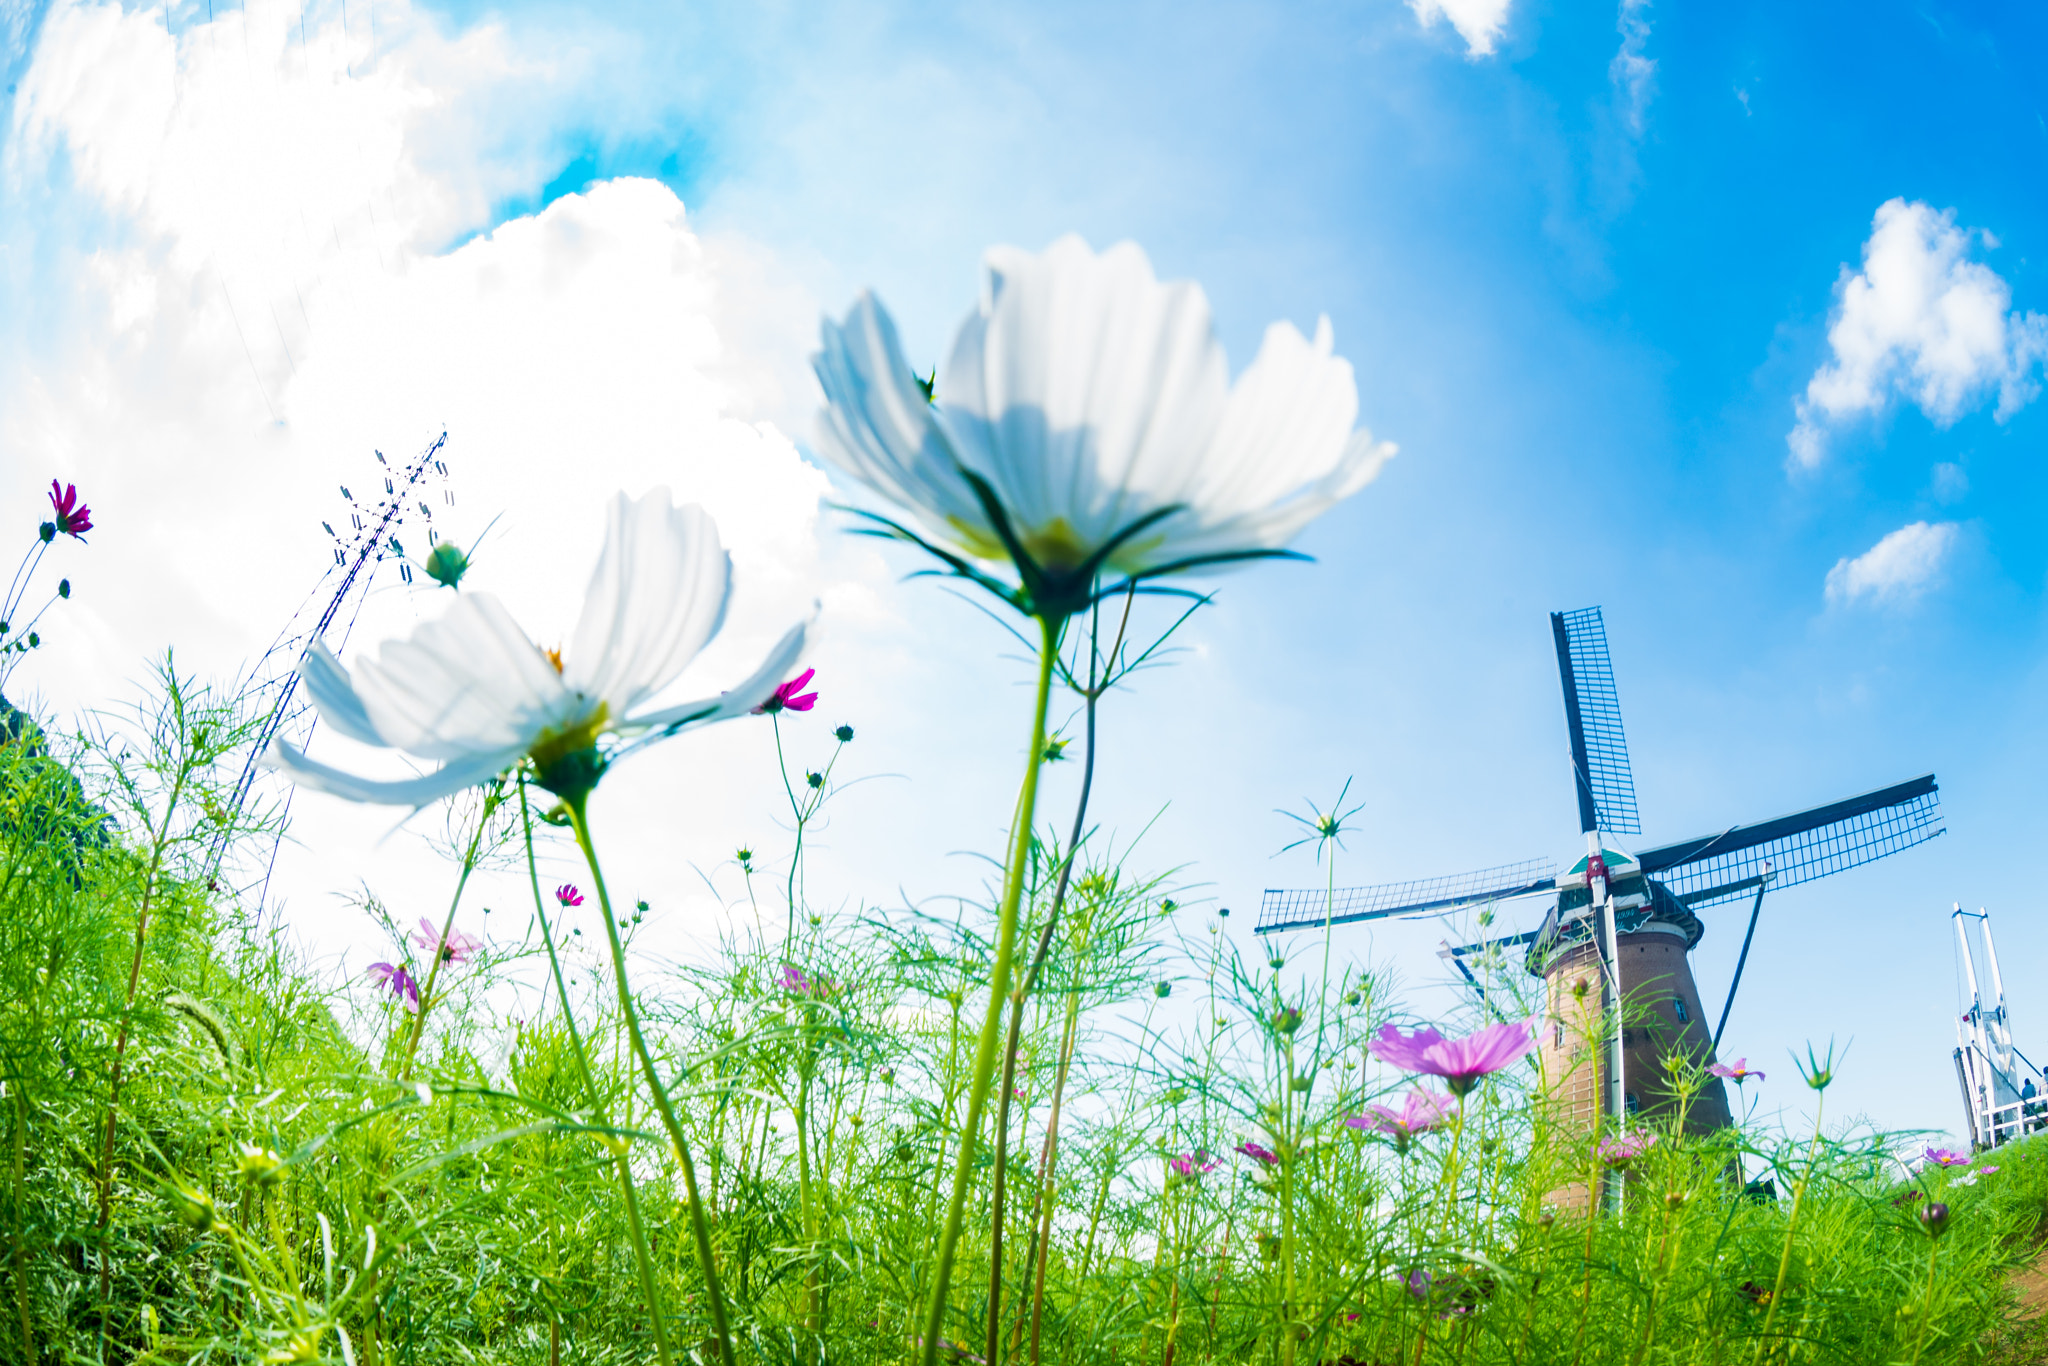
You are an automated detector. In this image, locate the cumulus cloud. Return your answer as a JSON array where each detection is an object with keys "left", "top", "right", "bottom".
[
  {"left": 1789, "top": 199, "right": 2048, "bottom": 470},
  {"left": 1823, "top": 521, "right": 1959, "bottom": 607},
  {"left": 1409, "top": 0, "right": 1512, "bottom": 57},
  {"left": 1, "top": 0, "right": 851, "bottom": 961},
  {"left": 1610, "top": 0, "right": 1655, "bottom": 135}
]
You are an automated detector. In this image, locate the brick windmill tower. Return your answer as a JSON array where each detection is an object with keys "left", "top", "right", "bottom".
[{"left": 1256, "top": 608, "right": 1945, "bottom": 1164}]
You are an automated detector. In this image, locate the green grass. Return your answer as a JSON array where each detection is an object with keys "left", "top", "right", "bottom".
[{"left": 3, "top": 665, "right": 2047, "bottom": 1366}]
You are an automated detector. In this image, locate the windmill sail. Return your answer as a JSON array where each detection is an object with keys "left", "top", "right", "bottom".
[
  {"left": 1552, "top": 607, "right": 1640, "bottom": 835},
  {"left": 1256, "top": 858, "right": 1555, "bottom": 934},
  {"left": 1638, "top": 773, "right": 1942, "bottom": 911}
]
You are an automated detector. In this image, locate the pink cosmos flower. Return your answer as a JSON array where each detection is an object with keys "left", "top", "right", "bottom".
[
  {"left": 1235, "top": 1139, "right": 1278, "bottom": 1166},
  {"left": 1368, "top": 1019, "right": 1539, "bottom": 1096},
  {"left": 1598, "top": 1130, "right": 1656, "bottom": 1168},
  {"left": 1169, "top": 1151, "right": 1218, "bottom": 1179},
  {"left": 755, "top": 668, "right": 819, "bottom": 714},
  {"left": 47, "top": 480, "right": 92, "bottom": 539},
  {"left": 411, "top": 916, "right": 481, "bottom": 965},
  {"left": 780, "top": 964, "right": 814, "bottom": 995},
  {"left": 556, "top": 884, "right": 584, "bottom": 908},
  {"left": 1708, "top": 1058, "right": 1765, "bottom": 1083},
  {"left": 1346, "top": 1088, "right": 1455, "bottom": 1151},
  {"left": 1973, "top": 1164, "right": 2000, "bottom": 1175},
  {"left": 367, "top": 961, "right": 420, "bottom": 1011},
  {"left": 1924, "top": 1147, "right": 1970, "bottom": 1168}
]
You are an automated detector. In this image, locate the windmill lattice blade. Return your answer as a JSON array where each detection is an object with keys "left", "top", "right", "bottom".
[
  {"left": 1639, "top": 773, "right": 1942, "bottom": 911},
  {"left": 1553, "top": 607, "right": 1640, "bottom": 834},
  {"left": 1256, "top": 859, "right": 1556, "bottom": 934}
]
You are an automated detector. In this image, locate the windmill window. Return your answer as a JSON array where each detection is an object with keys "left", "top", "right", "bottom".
[
  {"left": 1555, "top": 1022, "right": 1565, "bottom": 1047},
  {"left": 1623, "top": 1029, "right": 1635, "bottom": 1046},
  {"left": 1672, "top": 996, "right": 1688, "bottom": 1023},
  {"left": 1625, "top": 1092, "right": 1640, "bottom": 1113}
]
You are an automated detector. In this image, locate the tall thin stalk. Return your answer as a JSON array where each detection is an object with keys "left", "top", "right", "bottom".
[
  {"left": 919, "top": 613, "right": 1061, "bottom": 1366},
  {"left": 517, "top": 778, "right": 675, "bottom": 1366},
  {"left": 567, "top": 793, "right": 737, "bottom": 1366}
]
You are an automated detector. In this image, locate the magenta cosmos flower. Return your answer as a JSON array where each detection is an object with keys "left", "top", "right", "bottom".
[
  {"left": 1346, "top": 1088, "right": 1455, "bottom": 1151},
  {"left": 755, "top": 668, "right": 819, "bottom": 714},
  {"left": 1709, "top": 1058, "right": 1765, "bottom": 1083},
  {"left": 556, "top": 884, "right": 584, "bottom": 908},
  {"left": 1598, "top": 1130, "right": 1656, "bottom": 1168},
  {"left": 411, "top": 916, "right": 481, "bottom": 966},
  {"left": 1368, "top": 1020, "right": 1539, "bottom": 1096},
  {"left": 1923, "top": 1147, "right": 1970, "bottom": 1169},
  {"left": 1169, "top": 1151, "right": 1218, "bottom": 1179},
  {"left": 46, "top": 480, "right": 92, "bottom": 539},
  {"left": 1235, "top": 1140, "right": 1278, "bottom": 1166},
  {"left": 367, "top": 961, "right": 420, "bottom": 1011}
]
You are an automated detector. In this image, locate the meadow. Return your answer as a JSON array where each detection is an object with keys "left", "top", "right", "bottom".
[{"left": 7, "top": 238, "right": 2048, "bottom": 1366}]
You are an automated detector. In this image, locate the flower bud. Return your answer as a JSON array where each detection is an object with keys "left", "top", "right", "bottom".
[
  {"left": 1665, "top": 1189, "right": 1689, "bottom": 1210},
  {"left": 835, "top": 724, "right": 855, "bottom": 743},
  {"left": 1164, "top": 1087, "right": 1187, "bottom": 1105},
  {"left": 166, "top": 1182, "right": 217, "bottom": 1231},
  {"left": 57, "top": 579, "right": 69, "bottom": 599},
  {"left": 1154, "top": 982, "right": 1172, "bottom": 999},
  {"left": 236, "top": 1144, "right": 286, "bottom": 1187},
  {"left": 1921, "top": 1201, "right": 1951, "bottom": 1238},
  {"left": 424, "top": 541, "right": 471, "bottom": 589},
  {"left": 1274, "top": 1007, "right": 1304, "bottom": 1035}
]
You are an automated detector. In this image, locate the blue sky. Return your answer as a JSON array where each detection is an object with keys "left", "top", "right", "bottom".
[{"left": 3, "top": 0, "right": 2046, "bottom": 1141}]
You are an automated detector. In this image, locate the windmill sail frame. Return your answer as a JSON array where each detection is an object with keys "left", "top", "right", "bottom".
[
  {"left": 1552, "top": 607, "right": 1640, "bottom": 835},
  {"left": 1256, "top": 858, "right": 1555, "bottom": 934},
  {"left": 1639, "top": 773, "right": 1942, "bottom": 911}
]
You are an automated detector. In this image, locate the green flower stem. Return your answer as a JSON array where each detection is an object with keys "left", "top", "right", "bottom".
[
  {"left": 95, "top": 744, "right": 192, "bottom": 1317},
  {"left": 400, "top": 785, "right": 503, "bottom": 1077},
  {"left": 566, "top": 792, "right": 738, "bottom": 1366},
  {"left": 1909, "top": 1236, "right": 1941, "bottom": 1364},
  {"left": 1754, "top": 1090, "right": 1827, "bottom": 1364},
  {"left": 518, "top": 779, "right": 675, "bottom": 1366},
  {"left": 921, "top": 612, "right": 1061, "bottom": 1366}
]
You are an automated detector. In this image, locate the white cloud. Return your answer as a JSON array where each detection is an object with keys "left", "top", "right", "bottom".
[
  {"left": 1610, "top": 1, "right": 1655, "bottom": 135},
  {"left": 1, "top": 1, "right": 859, "bottom": 968},
  {"left": 1823, "top": 521, "right": 1960, "bottom": 607},
  {"left": 1408, "top": 0, "right": 1512, "bottom": 58},
  {"left": 1789, "top": 198, "right": 2048, "bottom": 470}
]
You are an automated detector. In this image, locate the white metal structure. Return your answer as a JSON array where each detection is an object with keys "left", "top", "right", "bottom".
[{"left": 1953, "top": 905, "right": 2042, "bottom": 1150}]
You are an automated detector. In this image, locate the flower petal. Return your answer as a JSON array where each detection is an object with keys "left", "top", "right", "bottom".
[
  {"left": 814, "top": 295, "right": 997, "bottom": 555},
  {"left": 625, "top": 616, "right": 812, "bottom": 735},
  {"left": 939, "top": 236, "right": 1229, "bottom": 569},
  {"left": 1157, "top": 317, "right": 1395, "bottom": 566},
  {"left": 298, "top": 640, "right": 388, "bottom": 746},
  {"left": 348, "top": 593, "right": 568, "bottom": 760},
  {"left": 564, "top": 490, "right": 733, "bottom": 718},
  {"left": 264, "top": 737, "right": 525, "bottom": 808}
]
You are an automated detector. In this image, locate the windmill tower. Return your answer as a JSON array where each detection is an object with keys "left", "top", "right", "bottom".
[{"left": 1258, "top": 607, "right": 1946, "bottom": 1175}]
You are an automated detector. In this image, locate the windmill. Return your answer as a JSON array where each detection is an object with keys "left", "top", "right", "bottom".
[{"left": 1258, "top": 607, "right": 1944, "bottom": 1160}]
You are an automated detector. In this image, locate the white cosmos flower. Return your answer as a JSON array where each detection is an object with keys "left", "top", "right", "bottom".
[
  {"left": 266, "top": 488, "right": 809, "bottom": 806},
  {"left": 813, "top": 234, "right": 1395, "bottom": 617}
]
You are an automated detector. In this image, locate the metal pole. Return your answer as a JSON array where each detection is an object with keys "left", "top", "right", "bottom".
[
  {"left": 1712, "top": 866, "right": 1772, "bottom": 1055},
  {"left": 1954, "top": 905, "right": 1980, "bottom": 1012},
  {"left": 1954, "top": 1046, "right": 1981, "bottom": 1151}
]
